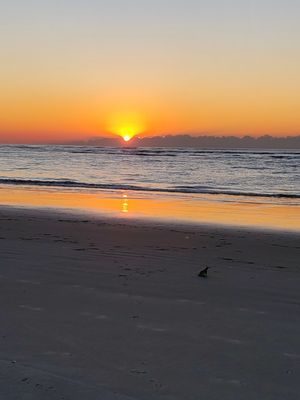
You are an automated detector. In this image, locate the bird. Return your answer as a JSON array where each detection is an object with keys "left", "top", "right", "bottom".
[{"left": 198, "top": 267, "right": 209, "bottom": 278}]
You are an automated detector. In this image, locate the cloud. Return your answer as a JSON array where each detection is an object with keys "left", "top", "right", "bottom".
[{"left": 67, "top": 135, "right": 300, "bottom": 149}]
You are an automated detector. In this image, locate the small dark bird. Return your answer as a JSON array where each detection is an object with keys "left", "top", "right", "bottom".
[{"left": 198, "top": 267, "right": 209, "bottom": 278}]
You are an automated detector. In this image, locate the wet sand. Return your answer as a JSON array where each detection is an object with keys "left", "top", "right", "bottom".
[
  {"left": 0, "top": 207, "right": 300, "bottom": 399},
  {"left": 1, "top": 185, "right": 299, "bottom": 232}
]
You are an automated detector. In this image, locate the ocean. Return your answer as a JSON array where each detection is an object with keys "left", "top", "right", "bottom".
[
  {"left": 0, "top": 145, "right": 299, "bottom": 201},
  {"left": 0, "top": 144, "right": 299, "bottom": 201}
]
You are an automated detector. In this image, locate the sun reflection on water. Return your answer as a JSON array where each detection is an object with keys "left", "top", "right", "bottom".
[
  {"left": 0, "top": 187, "right": 299, "bottom": 231},
  {"left": 122, "top": 193, "right": 129, "bottom": 213}
]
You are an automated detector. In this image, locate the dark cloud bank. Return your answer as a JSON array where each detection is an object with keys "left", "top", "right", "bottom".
[{"left": 69, "top": 135, "right": 300, "bottom": 149}]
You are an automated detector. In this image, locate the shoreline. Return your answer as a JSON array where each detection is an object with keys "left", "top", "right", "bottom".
[
  {"left": 0, "top": 205, "right": 299, "bottom": 399},
  {"left": 1, "top": 185, "right": 300, "bottom": 233}
]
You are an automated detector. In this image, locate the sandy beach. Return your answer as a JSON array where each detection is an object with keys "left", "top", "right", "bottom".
[
  {"left": 2, "top": 0, "right": 300, "bottom": 397},
  {"left": 0, "top": 206, "right": 299, "bottom": 399}
]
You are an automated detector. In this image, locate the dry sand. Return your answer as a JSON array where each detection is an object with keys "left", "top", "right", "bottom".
[{"left": 0, "top": 207, "right": 299, "bottom": 399}]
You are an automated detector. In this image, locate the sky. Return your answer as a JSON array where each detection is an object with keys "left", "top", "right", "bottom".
[{"left": 0, "top": 0, "right": 300, "bottom": 143}]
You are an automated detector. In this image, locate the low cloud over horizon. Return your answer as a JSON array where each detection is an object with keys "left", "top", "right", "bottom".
[{"left": 65, "top": 134, "right": 300, "bottom": 149}]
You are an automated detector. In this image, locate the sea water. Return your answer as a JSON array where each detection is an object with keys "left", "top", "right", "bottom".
[{"left": 0, "top": 145, "right": 299, "bottom": 201}]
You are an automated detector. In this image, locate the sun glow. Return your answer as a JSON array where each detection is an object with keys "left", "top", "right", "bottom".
[
  {"left": 106, "top": 111, "right": 146, "bottom": 141},
  {"left": 123, "top": 134, "right": 131, "bottom": 142}
]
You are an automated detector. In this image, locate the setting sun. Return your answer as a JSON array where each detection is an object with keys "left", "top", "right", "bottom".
[
  {"left": 106, "top": 111, "right": 146, "bottom": 141},
  {"left": 123, "top": 134, "right": 131, "bottom": 142}
]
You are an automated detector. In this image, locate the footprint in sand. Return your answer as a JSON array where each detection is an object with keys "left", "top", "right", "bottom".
[
  {"left": 94, "top": 314, "right": 108, "bottom": 320},
  {"left": 209, "top": 335, "right": 243, "bottom": 345},
  {"left": 177, "top": 299, "right": 206, "bottom": 306},
  {"left": 137, "top": 324, "right": 167, "bottom": 333},
  {"left": 80, "top": 311, "right": 108, "bottom": 320},
  {"left": 19, "top": 305, "right": 43, "bottom": 312},
  {"left": 211, "top": 377, "right": 245, "bottom": 386},
  {"left": 238, "top": 307, "right": 267, "bottom": 315},
  {"left": 18, "top": 279, "right": 41, "bottom": 285},
  {"left": 284, "top": 353, "right": 300, "bottom": 359}
]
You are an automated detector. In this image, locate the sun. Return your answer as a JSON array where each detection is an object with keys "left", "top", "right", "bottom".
[
  {"left": 123, "top": 134, "right": 131, "bottom": 142},
  {"left": 106, "top": 111, "right": 146, "bottom": 142}
]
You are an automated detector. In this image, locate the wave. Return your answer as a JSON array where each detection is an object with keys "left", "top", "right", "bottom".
[
  {"left": 1, "top": 145, "right": 299, "bottom": 162},
  {"left": 0, "top": 178, "right": 299, "bottom": 199},
  {"left": 172, "top": 185, "right": 300, "bottom": 198}
]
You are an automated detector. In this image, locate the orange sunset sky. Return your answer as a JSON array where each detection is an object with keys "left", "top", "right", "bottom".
[{"left": 1, "top": 0, "right": 300, "bottom": 143}]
